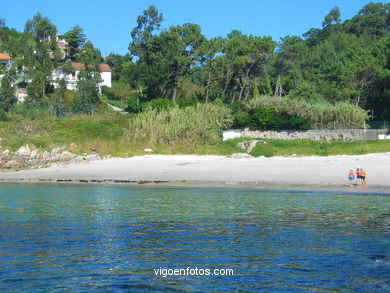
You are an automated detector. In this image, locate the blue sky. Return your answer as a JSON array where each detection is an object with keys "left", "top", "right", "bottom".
[{"left": 1, "top": 0, "right": 381, "bottom": 56}]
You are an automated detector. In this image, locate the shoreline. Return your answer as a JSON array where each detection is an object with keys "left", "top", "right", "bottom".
[{"left": 1, "top": 153, "right": 390, "bottom": 189}]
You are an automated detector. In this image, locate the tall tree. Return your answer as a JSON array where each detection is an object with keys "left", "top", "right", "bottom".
[
  {"left": 0, "top": 18, "right": 5, "bottom": 44},
  {"left": 130, "top": 5, "right": 163, "bottom": 57},
  {"left": 63, "top": 25, "right": 86, "bottom": 61},
  {"left": 23, "top": 13, "right": 59, "bottom": 107},
  {"left": 0, "top": 65, "right": 17, "bottom": 112},
  {"left": 345, "top": 2, "right": 390, "bottom": 37},
  {"left": 105, "top": 53, "right": 132, "bottom": 82},
  {"left": 322, "top": 6, "right": 341, "bottom": 28},
  {"left": 197, "top": 37, "right": 223, "bottom": 102},
  {"left": 129, "top": 5, "right": 164, "bottom": 98},
  {"left": 158, "top": 23, "right": 205, "bottom": 101},
  {"left": 72, "top": 41, "right": 102, "bottom": 114}
]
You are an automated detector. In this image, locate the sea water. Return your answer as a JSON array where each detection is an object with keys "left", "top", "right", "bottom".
[{"left": 0, "top": 184, "right": 389, "bottom": 292}]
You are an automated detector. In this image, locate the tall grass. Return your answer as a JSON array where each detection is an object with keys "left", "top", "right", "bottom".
[
  {"left": 245, "top": 96, "right": 369, "bottom": 128},
  {"left": 124, "top": 103, "right": 233, "bottom": 145}
]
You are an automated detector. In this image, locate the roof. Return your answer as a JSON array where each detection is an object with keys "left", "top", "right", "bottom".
[
  {"left": 71, "top": 62, "right": 111, "bottom": 72},
  {"left": 0, "top": 53, "right": 12, "bottom": 60}
]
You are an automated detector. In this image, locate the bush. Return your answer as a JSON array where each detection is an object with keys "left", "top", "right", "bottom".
[
  {"left": 102, "top": 82, "right": 134, "bottom": 101},
  {"left": 0, "top": 109, "right": 8, "bottom": 121},
  {"left": 125, "top": 103, "right": 233, "bottom": 145},
  {"left": 141, "top": 98, "right": 174, "bottom": 111},
  {"left": 9, "top": 105, "right": 51, "bottom": 120},
  {"left": 245, "top": 96, "right": 369, "bottom": 128},
  {"left": 126, "top": 96, "right": 141, "bottom": 113},
  {"left": 176, "top": 96, "right": 197, "bottom": 108},
  {"left": 233, "top": 107, "right": 311, "bottom": 130},
  {"left": 50, "top": 95, "right": 68, "bottom": 117}
]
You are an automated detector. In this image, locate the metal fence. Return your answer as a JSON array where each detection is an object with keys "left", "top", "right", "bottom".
[{"left": 366, "top": 121, "right": 390, "bottom": 129}]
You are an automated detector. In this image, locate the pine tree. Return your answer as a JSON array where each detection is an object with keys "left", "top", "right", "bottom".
[{"left": 0, "top": 66, "right": 17, "bottom": 112}]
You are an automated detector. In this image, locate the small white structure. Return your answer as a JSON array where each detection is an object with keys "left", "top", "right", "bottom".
[
  {"left": 378, "top": 134, "right": 390, "bottom": 140},
  {"left": 56, "top": 34, "right": 68, "bottom": 59},
  {"left": 52, "top": 62, "right": 112, "bottom": 91},
  {"left": 223, "top": 129, "right": 242, "bottom": 141}
]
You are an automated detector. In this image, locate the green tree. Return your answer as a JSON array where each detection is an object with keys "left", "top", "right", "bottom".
[
  {"left": 129, "top": 5, "right": 164, "bottom": 99},
  {"left": 23, "top": 13, "right": 59, "bottom": 107},
  {"left": 72, "top": 41, "right": 102, "bottom": 114},
  {"left": 0, "top": 65, "right": 17, "bottom": 112},
  {"left": 197, "top": 37, "right": 223, "bottom": 102},
  {"left": 345, "top": 2, "right": 390, "bottom": 37},
  {"left": 322, "top": 6, "right": 341, "bottom": 28},
  {"left": 50, "top": 78, "right": 67, "bottom": 116},
  {"left": 339, "top": 45, "right": 380, "bottom": 106},
  {"left": 0, "top": 18, "right": 5, "bottom": 44},
  {"left": 63, "top": 25, "right": 86, "bottom": 61},
  {"left": 158, "top": 23, "right": 205, "bottom": 101},
  {"left": 105, "top": 53, "right": 132, "bottom": 81}
]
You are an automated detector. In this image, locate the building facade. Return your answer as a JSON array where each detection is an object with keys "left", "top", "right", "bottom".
[{"left": 52, "top": 62, "right": 112, "bottom": 91}]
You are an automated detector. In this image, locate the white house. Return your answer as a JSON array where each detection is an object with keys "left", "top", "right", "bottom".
[
  {"left": 55, "top": 34, "right": 67, "bottom": 59},
  {"left": 52, "top": 62, "right": 112, "bottom": 91}
]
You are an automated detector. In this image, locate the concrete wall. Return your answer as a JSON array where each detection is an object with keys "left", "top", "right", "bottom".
[{"left": 240, "top": 129, "right": 389, "bottom": 141}]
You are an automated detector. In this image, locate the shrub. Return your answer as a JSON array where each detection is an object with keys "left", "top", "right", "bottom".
[
  {"left": 50, "top": 95, "right": 68, "bottom": 117},
  {"left": 102, "top": 82, "right": 134, "bottom": 101},
  {"left": 245, "top": 96, "right": 369, "bottom": 128},
  {"left": 141, "top": 98, "right": 174, "bottom": 111},
  {"left": 0, "top": 109, "right": 8, "bottom": 121},
  {"left": 176, "top": 96, "right": 197, "bottom": 108},
  {"left": 126, "top": 96, "right": 141, "bottom": 113},
  {"left": 233, "top": 106, "right": 311, "bottom": 130},
  {"left": 9, "top": 105, "right": 51, "bottom": 120},
  {"left": 125, "top": 103, "right": 233, "bottom": 145}
]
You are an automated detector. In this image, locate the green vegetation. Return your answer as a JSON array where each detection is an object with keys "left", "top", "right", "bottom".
[
  {"left": 0, "top": 3, "right": 389, "bottom": 158},
  {"left": 243, "top": 96, "right": 369, "bottom": 128},
  {"left": 249, "top": 139, "right": 390, "bottom": 157},
  {"left": 0, "top": 108, "right": 389, "bottom": 158},
  {"left": 100, "top": 94, "right": 127, "bottom": 110},
  {"left": 125, "top": 103, "right": 233, "bottom": 145},
  {"left": 2, "top": 2, "right": 389, "bottom": 122}
]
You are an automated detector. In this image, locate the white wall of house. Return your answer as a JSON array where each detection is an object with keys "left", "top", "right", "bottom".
[
  {"left": 0, "top": 59, "right": 12, "bottom": 67},
  {"left": 52, "top": 69, "right": 111, "bottom": 91},
  {"left": 100, "top": 71, "right": 112, "bottom": 88}
]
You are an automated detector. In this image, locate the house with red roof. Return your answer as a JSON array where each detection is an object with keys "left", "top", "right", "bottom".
[
  {"left": 0, "top": 53, "right": 14, "bottom": 67},
  {"left": 52, "top": 62, "right": 112, "bottom": 90}
]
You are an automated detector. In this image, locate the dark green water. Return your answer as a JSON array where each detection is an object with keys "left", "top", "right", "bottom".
[{"left": 0, "top": 184, "right": 389, "bottom": 292}]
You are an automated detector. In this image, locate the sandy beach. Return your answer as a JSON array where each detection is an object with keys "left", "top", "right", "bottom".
[{"left": 1, "top": 153, "right": 389, "bottom": 188}]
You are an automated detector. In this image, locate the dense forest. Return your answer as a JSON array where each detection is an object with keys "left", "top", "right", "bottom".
[{"left": 0, "top": 2, "right": 389, "bottom": 129}]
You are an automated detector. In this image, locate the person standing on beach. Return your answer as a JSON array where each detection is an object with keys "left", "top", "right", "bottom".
[
  {"left": 348, "top": 169, "right": 355, "bottom": 187},
  {"left": 360, "top": 169, "right": 366, "bottom": 185},
  {"left": 356, "top": 168, "right": 361, "bottom": 185}
]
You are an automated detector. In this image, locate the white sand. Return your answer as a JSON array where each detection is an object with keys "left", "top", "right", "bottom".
[{"left": 1, "top": 153, "right": 389, "bottom": 188}]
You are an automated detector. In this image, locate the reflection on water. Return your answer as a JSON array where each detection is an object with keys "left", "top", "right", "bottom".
[{"left": 0, "top": 184, "right": 389, "bottom": 292}]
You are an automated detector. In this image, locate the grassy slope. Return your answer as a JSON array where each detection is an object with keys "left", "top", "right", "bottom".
[
  {"left": 248, "top": 138, "right": 390, "bottom": 157},
  {"left": 0, "top": 113, "right": 245, "bottom": 157},
  {"left": 1, "top": 114, "right": 390, "bottom": 157},
  {"left": 100, "top": 94, "right": 128, "bottom": 110}
]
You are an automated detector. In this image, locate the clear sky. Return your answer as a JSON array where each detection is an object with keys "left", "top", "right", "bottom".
[{"left": 1, "top": 0, "right": 382, "bottom": 56}]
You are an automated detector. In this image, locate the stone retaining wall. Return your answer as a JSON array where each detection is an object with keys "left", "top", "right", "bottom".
[{"left": 240, "top": 129, "right": 389, "bottom": 141}]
